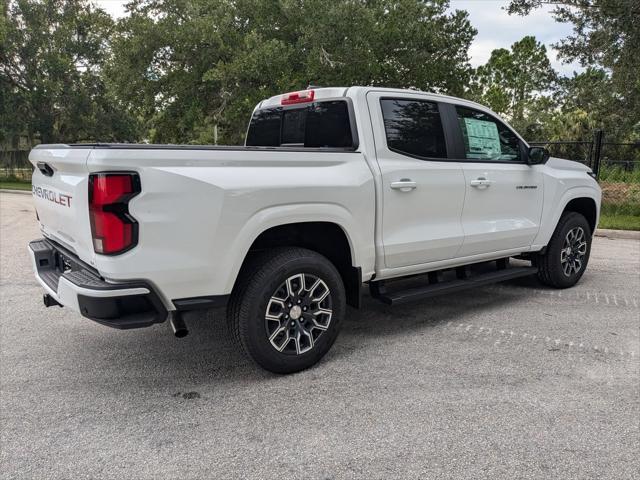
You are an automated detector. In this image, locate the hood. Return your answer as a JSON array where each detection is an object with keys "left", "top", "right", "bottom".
[{"left": 546, "top": 156, "right": 592, "bottom": 173}]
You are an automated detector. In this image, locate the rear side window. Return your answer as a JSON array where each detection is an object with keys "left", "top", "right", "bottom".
[
  {"left": 380, "top": 99, "right": 447, "bottom": 159},
  {"left": 456, "top": 106, "right": 521, "bottom": 162},
  {"left": 246, "top": 100, "right": 354, "bottom": 148}
]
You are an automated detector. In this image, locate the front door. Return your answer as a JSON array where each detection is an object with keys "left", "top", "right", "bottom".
[
  {"left": 450, "top": 105, "right": 544, "bottom": 256},
  {"left": 366, "top": 92, "right": 466, "bottom": 268}
]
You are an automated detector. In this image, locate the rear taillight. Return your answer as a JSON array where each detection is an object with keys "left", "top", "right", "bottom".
[{"left": 88, "top": 173, "right": 141, "bottom": 255}]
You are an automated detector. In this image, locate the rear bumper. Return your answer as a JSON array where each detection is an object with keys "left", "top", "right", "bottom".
[{"left": 29, "top": 238, "right": 167, "bottom": 329}]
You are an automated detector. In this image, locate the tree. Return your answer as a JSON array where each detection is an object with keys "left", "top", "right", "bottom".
[
  {"left": 507, "top": 0, "right": 640, "bottom": 140},
  {"left": 107, "top": 0, "right": 477, "bottom": 144},
  {"left": 468, "top": 36, "right": 556, "bottom": 130},
  {"left": 0, "top": 0, "right": 139, "bottom": 144}
]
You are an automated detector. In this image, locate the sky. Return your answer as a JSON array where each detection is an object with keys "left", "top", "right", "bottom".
[
  {"left": 450, "top": 0, "right": 583, "bottom": 75},
  {"left": 95, "top": 0, "right": 584, "bottom": 76}
]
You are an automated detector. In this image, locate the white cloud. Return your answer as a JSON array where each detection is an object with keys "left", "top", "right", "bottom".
[{"left": 449, "top": 0, "right": 583, "bottom": 76}]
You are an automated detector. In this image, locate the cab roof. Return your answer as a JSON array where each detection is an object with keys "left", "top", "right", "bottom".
[{"left": 257, "top": 86, "right": 490, "bottom": 112}]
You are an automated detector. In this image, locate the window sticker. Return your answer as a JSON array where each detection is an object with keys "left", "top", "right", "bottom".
[{"left": 463, "top": 118, "right": 501, "bottom": 158}]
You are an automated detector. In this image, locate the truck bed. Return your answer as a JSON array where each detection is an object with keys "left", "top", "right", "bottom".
[{"left": 29, "top": 143, "right": 376, "bottom": 307}]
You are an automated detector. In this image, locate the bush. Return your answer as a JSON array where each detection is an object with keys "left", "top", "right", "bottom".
[{"left": 598, "top": 164, "right": 640, "bottom": 183}]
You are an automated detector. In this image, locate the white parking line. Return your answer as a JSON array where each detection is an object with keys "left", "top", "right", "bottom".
[
  {"left": 441, "top": 322, "right": 639, "bottom": 361},
  {"left": 485, "top": 285, "right": 638, "bottom": 309}
]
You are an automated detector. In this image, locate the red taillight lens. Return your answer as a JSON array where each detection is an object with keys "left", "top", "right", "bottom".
[
  {"left": 281, "top": 89, "right": 315, "bottom": 105},
  {"left": 89, "top": 173, "right": 140, "bottom": 255}
]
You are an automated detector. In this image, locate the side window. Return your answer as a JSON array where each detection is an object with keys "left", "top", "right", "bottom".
[
  {"left": 380, "top": 99, "right": 447, "bottom": 159},
  {"left": 305, "top": 101, "right": 353, "bottom": 148},
  {"left": 456, "top": 106, "right": 521, "bottom": 162}
]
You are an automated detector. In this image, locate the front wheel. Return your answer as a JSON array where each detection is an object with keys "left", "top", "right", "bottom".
[
  {"left": 228, "top": 247, "right": 345, "bottom": 374},
  {"left": 537, "top": 211, "right": 592, "bottom": 288}
]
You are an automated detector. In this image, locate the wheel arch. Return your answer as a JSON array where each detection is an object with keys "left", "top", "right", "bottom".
[
  {"left": 532, "top": 186, "right": 601, "bottom": 249},
  {"left": 233, "top": 221, "right": 363, "bottom": 308},
  {"left": 562, "top": 197, "right": 598, "bottom": 233}
]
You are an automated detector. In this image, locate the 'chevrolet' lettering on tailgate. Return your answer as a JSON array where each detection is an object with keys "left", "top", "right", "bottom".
[{"left": 32, "top": 185, "right": 72, "bottom": 208}]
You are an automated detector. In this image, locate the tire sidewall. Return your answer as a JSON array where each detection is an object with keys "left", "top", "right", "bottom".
[
  {"left": 548, "top": 213, "right": 592, "bottom": 288},
  {"left": 240, "top": 253, "right": 345, "bottom": 373}
]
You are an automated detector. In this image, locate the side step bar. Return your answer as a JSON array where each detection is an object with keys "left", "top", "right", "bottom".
[{"left": 369, "top": 265, "right": 538, "bottom": 305}]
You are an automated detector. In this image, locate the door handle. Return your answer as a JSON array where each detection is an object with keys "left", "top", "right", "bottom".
[
  {"left": 470, "top": 177, "right": 493, "bottom": 188},
  {"left": 390, "top": 179, "right": 417, "bottom": 192}
]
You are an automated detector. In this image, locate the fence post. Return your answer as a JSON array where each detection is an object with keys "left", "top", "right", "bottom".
[{"left": 592, "top": 129, "right": 604, "bottom": 179}]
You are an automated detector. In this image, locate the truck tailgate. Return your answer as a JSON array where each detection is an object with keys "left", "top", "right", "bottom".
[{"left": 30, "top": 146, "right": 95, "bottom": 265}]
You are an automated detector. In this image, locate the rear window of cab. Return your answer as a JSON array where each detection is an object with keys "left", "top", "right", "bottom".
[{"left": 246, "top": 100, "right": 354, "bottom": 148}]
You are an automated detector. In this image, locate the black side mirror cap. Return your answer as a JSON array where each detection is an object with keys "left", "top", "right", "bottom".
[{"left": 527, "top": 146, "right": 550, "bottom": 165}]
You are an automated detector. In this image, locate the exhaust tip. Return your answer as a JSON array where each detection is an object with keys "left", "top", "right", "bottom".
[
  {"left": 174, "top": 328, "right": 189, "bottom": 339},
  {"left": 168, "top": 311, "right": 189, "bottom": 338}
]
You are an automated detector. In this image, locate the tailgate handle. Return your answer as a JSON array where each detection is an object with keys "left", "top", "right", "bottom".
[{"left": 37, "top": 162, "right": 54, "bottom": 177}]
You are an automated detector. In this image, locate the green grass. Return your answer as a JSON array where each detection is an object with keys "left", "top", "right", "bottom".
[
  {"left": 599, "top": 214, "right": 640, "bottom": 230},
  {"left": 0, "top": 180, "right": 31, "bottom": 191},
  {"left": 602, "top": 201, "right": 640, "bottom": 217},
  {"left": 599, "top": 202, "right": 640, "bottom": 231},
  {"left": 0, "top": 174, "right": 31, "bottom": 191},
  {"left": 599, "top": 165, "right": 640, "bottom": 183}
]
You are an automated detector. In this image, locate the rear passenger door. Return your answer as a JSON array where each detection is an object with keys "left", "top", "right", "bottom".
[
  {"left": 444, "top": 104, "right": 544, "bottom": 257},
  {"left": 367, "top": 92, "right": 466, "bottom": 268}
]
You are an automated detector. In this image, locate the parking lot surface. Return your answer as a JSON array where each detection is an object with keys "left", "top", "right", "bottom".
[{"left": 1, "top": 192, "right": 639, "bottom": 479}]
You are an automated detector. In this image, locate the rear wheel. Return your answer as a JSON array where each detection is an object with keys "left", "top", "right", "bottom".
[
  {"left": 537, "top": 212, "right": 592, "bottom": 288},
  {"left": 228, "top": 247, "right": 345, "bottom": 374}
]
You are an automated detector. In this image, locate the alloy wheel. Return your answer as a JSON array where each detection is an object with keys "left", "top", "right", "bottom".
[
  {"left": 264, "top": 273, "right": 333, "bottom": 355},
  {"left": 561, "top": 226, "right": 588, "bottom": 277}
]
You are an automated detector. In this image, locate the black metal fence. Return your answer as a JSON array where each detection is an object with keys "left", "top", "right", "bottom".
[{"left": 530, "top": 130, "right": 640, "bottom": 179}]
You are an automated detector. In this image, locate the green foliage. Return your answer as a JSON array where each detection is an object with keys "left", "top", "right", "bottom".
[
  {"left": 468, "top": 36, "right": 556, "bottom": 130},
  {"left": 599, "top": 177, "right": 640, "bottom": 230},
  {"left": 0, "top": 0, "right": 139, "bottom": 144},
  {"left": 526, "top": 66, "right": 639, "bottom": 143},
  {"left": 107, "top": 0, "right": 476, "bottom": 144},
  {"left": 599, "top": 165, "right": 640, "bottom": 184},
  {"left": 1, "top": 0, "right": 637, "bottom": 151},
  {"left": 507, "top": 0, "right": 640, "bottom": 141}
]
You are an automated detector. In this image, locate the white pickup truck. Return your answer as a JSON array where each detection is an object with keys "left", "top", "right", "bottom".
[{"left": 29, "top": 86, "right": 601, "bottom": 373}]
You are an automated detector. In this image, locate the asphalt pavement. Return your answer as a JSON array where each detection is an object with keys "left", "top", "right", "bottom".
[{"left": 1, "top": 192, "right": 638, "bottom": 479}]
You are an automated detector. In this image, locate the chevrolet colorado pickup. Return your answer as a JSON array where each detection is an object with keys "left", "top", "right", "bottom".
[{"left": 29, "top": 86, "right": 601, "bottom": 373}]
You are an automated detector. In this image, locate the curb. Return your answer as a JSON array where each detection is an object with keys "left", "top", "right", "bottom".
[
  {"left": 595, "top": 228, "right": 640, "bottom": 240},
  {"left": 0, "top": 189, "right": 31, "bottom": 195}
]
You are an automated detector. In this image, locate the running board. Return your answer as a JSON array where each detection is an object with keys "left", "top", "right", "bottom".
[{"left": 369, "top": 266, "right": 538, "bottom": 305}]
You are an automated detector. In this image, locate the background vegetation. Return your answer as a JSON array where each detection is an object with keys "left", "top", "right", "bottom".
[{"left": 1, "top": 0, "right": 638, "bottom": 228}]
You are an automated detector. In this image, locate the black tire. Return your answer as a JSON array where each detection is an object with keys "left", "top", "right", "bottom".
[
  {"left": 537, "top": 211, "right": 592, "bottom": 288},
  {"left": 227, "top": 247, "right": 345, "bottom": 374}
]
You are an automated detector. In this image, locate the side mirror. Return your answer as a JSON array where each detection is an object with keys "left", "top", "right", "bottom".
[{"left": 527, "top": 146, "right": 550, "bottom": 165}]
